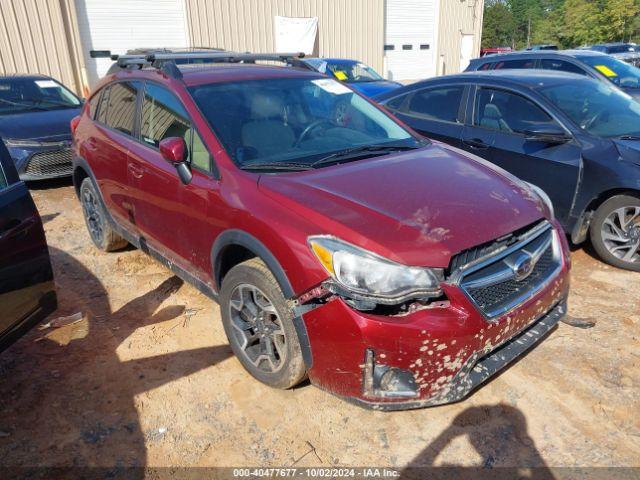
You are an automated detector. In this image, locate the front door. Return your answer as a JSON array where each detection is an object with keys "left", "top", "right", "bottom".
[
  {"left": 127, "top": 82, "right": 218, "bottom": 284},
  {"left": 0, "top": 142, "right": 56, "bottom": 351},
  {"left": 467, "top": 86, "right": 582, "bottom": 227}
]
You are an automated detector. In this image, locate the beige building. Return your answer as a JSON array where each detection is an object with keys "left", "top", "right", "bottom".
[{"left": 0, "top": 0, "right": 483, "bottom": 96}]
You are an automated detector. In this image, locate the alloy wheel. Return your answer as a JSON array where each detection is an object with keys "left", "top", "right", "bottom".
[
  {"left": 600, "top": 206, "right": 640, "bottom": 264},
  {"left": 228, "top": 284, "right": 287, "bottom": 373},
  {"left": 81, "top": 187, "right": 104, "bottom": 244}
]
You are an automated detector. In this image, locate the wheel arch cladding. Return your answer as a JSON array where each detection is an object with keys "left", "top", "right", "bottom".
[{"left": 211, "top": 229, "right": 313, "bottom": 368}]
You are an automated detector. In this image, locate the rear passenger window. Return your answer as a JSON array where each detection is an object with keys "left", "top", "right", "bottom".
[
  {"left": 493, "top": 59, "right": 536, "bottom": 69},
  {"left": 540, "top": 59, "right": 586, "bottom": 75},
  {"left": 404, "top": 86, "right": 465, "bottom": 123},
  {"left": 88, "top": 91, "right": 101, "bottom": 119},
  {"left": 141, "top": 83, "right": 212, "bottom": 172},
  {"left": 101, "top": 82, "right": 140, "bottom": 136}
]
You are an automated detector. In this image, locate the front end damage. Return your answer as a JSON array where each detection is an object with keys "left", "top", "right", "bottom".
[{"left": 295, "top": 220, "right": 571, "bottom": 410}]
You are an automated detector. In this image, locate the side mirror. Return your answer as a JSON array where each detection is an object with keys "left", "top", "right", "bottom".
[
  {"left": 159, "top": 137, "right": 192, "bottom": 185},
  {"left": 524, "top": 124, "right": 571, "bottom": 144}
]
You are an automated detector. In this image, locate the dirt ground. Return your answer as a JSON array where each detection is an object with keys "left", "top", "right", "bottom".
[{"left": 1, "top": 180, "right": 639, "bottom": 475}]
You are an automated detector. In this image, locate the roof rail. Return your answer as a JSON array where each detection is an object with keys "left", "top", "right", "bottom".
[{"left": 91, "top": 50, "right": 307, "bottom": 79}]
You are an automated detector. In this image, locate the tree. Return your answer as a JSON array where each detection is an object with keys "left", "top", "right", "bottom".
[{"left": 482, "top": 0, "right": 516, "bottom": 47}]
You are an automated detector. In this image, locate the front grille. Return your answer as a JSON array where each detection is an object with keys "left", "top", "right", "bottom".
[
  {"left": 25, "top": 149, "right": 73, "bottom": 177},
  {"left": 454, "top": 222, "right": 561, "bottom": 319}
]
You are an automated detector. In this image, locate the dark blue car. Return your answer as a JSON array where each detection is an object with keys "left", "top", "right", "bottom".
[
  {"left": 465, "top": 50, "right": 640, "bottom": 101},
  {"left": 375, "top": 70, "right": 640, "bottom": 271},
  {"left": 0, "top": 75, "right": 82, "bottom": 180},
  {"left": 300, "top": 58, "right": 402, "bottom": 98}
]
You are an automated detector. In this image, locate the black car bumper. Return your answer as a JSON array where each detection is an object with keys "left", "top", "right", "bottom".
[{"left": 10, "top": 145, "right": 73, "bottom": 181}]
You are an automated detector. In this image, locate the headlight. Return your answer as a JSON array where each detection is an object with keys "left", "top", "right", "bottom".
[
  {"left": 526, "top": 182, "right": 554, "bottom": 219},
  {"left": 308, "top": 236, "right": 443, "bottom": 302}
]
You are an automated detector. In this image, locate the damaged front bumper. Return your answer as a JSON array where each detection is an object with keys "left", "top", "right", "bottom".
[
  {"left": 354, "top": 298, "right": 567, "bottom": 410},
  {"left": 300, "top": 254, "right": 570, "bottom": 410}
]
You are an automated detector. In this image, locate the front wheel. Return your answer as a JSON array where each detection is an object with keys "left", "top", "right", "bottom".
[
  {"left": 590, "top": 195, "right": 640, "bottom": 271},
  {"left": 219, "top": 258, "right": 307, "bottom": 389}
]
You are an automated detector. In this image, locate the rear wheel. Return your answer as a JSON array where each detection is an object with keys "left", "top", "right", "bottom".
[
  {"left": 80, "top": 177, "right": 128, "bottom": 252},
  {"left": 590, "top": 195, "right": 640, "bottom": 271},
  {"left": 219, "top": 258, "right": 306, "bottom": 389}
]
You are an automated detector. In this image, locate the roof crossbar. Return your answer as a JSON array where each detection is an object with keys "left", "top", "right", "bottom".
[{"left": 90, "top": 50, "right": 307, "bottom": 79}]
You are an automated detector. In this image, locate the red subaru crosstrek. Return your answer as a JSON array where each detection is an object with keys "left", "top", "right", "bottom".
[{"left": 71, "top": 52, "right": 571, "bottom": 410}]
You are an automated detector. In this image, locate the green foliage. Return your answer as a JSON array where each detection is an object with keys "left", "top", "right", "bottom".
[{"left": 482, "top": 0, "right": 640, "bottom": 48}]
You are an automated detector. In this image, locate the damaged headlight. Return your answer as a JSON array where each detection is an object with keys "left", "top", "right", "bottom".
[{"left": 308, "top": 236, "right": 443, "bottom": 303}]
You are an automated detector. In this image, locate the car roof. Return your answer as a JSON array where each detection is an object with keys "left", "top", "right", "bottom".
[
  {"left": 111, "top": 62, "right": 325, "bottom": 88},
  {"left": 377, "top": 69, "right": 597, "bottom": 99},
  {"left": 471, "top": 49, "right": 607, "bottom": 62},
  {"left": 0, "top": 73, "right": 52, "bottom": 81}
]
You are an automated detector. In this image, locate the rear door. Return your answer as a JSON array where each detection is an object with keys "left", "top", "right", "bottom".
[
  {"left": 0, "top": 141, "right": 56, "bottom": 352},
  {"left": 468, "top": 86, "right": 582, "bottom": 227},
  {"left": 89, "top": 81, "right": 143, "bottom": 230},
  {"left": 384, "top": 84, "right": 468, "bottom": 148}
]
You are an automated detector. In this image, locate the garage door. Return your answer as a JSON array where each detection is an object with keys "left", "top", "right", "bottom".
[
  {"left": 76, "top": 0, "right": 190, "bottom": 87},
  {"left": 384, "top": 0, "right": 436, "bottom": 81}
]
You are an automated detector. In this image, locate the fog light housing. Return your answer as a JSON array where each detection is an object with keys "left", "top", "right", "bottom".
[{"left": 363, "top": 348, "right": 418, "bottom": 399}]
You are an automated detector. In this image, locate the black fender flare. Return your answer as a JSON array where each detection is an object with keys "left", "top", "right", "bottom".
[{"left": 211, "top": 229, "right": 313, "bottom": 368}]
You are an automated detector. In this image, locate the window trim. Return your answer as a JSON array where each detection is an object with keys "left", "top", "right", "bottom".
[
  {"left": 469, "top": 85, "right": 572, "bottom": 138},
  {"left": 136, "top": 80, "right": 218, "bottom": 179}
]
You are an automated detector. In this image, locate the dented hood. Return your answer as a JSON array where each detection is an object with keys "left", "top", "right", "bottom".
[{"left": 259, "top": 144, "right": 546, "bottom": 268}]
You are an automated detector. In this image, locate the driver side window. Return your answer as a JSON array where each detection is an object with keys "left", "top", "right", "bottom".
[
  {"left": 474, "top": 88, "right": 556, "bottom": 134},
  {"left": 141, "top": 83, "right": 212, "bottom": 173}
]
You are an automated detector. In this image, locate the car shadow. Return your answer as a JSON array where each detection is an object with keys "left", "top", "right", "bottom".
[
  {"left": 0, "top": 247, "right": 232, "bottom": 476},
  {"left": 399, "top": 404, "right": 554, "bottom": 480},
  {"left": 26, "top": 176, "right": 74, "bottom": 191}
]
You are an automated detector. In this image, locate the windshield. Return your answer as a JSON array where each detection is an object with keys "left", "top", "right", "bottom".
[
  {"left": 538, "top": 81, "right": 640, "bottom": 138},
  {"left": 579, "top": 55, "right": 640, "bottom": 88},
  {"left": 605, "top": 45, "right": 633, "bottom": 54},
  {"left": 188, "top": 77, "right": 419, "bottom": 168},
  {"left": 326, "top": 62, "right": 383, "bottom": 83},
  {"left": 0, "top": 78, "right": 80, "bottom": 114}
]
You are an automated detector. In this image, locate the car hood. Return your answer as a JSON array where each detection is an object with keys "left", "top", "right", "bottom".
[
  {"left": 349, "top": 80, "right": 403, "bottom": 98},
  {"left": 0, "top": 108, "right": 80, "bottom": 141},
  {"left": 259, "top": 144, "right": 546, "bottom": 268}
]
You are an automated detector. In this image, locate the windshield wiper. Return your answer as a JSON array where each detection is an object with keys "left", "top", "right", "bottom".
[
  {"left": 240, "top": 161, "right": 314, "bottom": 172},
  {"left": 311, "top": 144, "right": 422, "bottom": 168},
  {"left": 617, "top": 134, "right": 640, "bottom": 140},
  {"left": 0, "top": 98, "right": 48, "bottom": 112}
]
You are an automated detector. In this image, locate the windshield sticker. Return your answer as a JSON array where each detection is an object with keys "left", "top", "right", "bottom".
[
  {"left": 594, "top": 65, "right": 618, "bottom": 77},
  {"left": 35, "top": 80, "right": 59, "bottom": 88},
  {"left": 333, "top": 70, "right": 348, "bottom": 81},
  {"left": 312, "top": 78, "right": 351, "bottom": 95}
]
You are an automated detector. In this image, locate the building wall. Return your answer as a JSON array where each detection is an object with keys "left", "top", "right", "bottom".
[
  {"left": 0, "top": 0, "right": 84, "bottom": 94},
  {"left": 184, "top": 0, "right": 385, "bottom": 73},
  {"left": 436, "top": 0, "right": 484, "bottom": 75}
]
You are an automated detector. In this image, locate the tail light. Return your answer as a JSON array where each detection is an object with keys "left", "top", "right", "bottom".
[{"left": 70, "top": 116, "right": 81, "bottom": 136}]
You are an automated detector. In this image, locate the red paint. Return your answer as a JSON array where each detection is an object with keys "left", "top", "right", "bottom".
[
  {"left": 159, "top": 137, "right": 186, "bottom": 163},
  {"left": 74, "top": 64, "right": 571, "bottom": 408}
]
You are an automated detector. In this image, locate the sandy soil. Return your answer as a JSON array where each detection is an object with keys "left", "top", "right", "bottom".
[{"left": 0, "top": 180, "right": 638, "bottom": 473}]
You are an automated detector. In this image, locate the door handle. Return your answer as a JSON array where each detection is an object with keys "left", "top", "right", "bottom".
[
  {"left": 463, "top": 138, "right": 490, "bottom": 149},
  {"left": 128, "top": 162, "right": 144, "bottom": 179}
]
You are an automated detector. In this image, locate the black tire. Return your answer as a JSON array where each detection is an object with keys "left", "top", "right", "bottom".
[
  {"left": 220, "top": 258, "right": 306, "bottom": 389},
  {"left": 590, "top": 194, "right": 640, "bottom": 272},
  {"left": 79, "top": 177, "right": 128, "bottom": 252}
]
